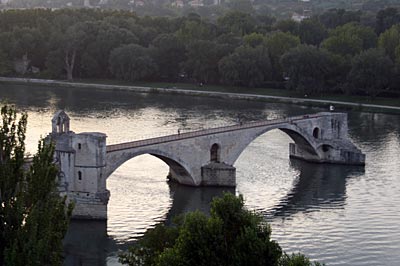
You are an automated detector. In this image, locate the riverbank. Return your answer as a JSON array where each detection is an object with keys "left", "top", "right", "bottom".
[{"left": 1, "top": 77, "right": 400, "bottom": 114}]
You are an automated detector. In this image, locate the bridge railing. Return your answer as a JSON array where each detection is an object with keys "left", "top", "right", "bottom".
[{"left": 106, "top": 113, "right": 324, "bottom": 152}]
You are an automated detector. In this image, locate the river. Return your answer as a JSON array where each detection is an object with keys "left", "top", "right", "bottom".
[{"left": 1, "top": 83, "right": 399, "bottom": 266}]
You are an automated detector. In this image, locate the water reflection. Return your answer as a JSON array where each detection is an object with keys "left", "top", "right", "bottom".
[
  {"left": 63, "top": 160, "right": 366, "bottom": 266},
  {"left": 63, "top": 220, "right": 109, "bottom": 266},
  {"left": 63, "top": 181, "right": 234, "bottom": 266},
  {"left": 165, "top": 182, "right": 235, "bottom": 224},
  {"left": 269, "top": 159, "right": 365, "bottom": 218}
]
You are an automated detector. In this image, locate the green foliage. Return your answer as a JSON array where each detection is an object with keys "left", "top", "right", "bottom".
[
  {"left": 243, "top": 32, "right": 265, "bottom": 48},
  {"left": 217, "top": 11, "right": 257, "bottom": 36},
  {"left": 0, "top": 105, "right": 72, "bottom": 266},
  {"left": 322, "top": 22, "right": 377, "bottom": 57},
  {"left": 378, "top": 24, "right": 400, "bottom": 61},
  {"left": 376, "top": 7, "right": 400, "bottom": 34},
  {"left": 298, "top": 19, "right": 327, "bottom": 46},
  {"left": 109, "top": 44, "right": 158, "bottom": 81},
  {"left": 219, "top": 45, "right": 272, "bottom": 87},
  {"left": 319, "top": 9, "right": 361, "bottom": 29},
  {"left": 279, "top": 253, "right": 324, "bottom": 266},
  {"left": 119, "top": 224, "right": 179, "bottom": 266},
  {"left": 281, "top": 45, "right": 335, "bottom": 94},
  {"left": 274, "top": 19, "right": 299, "bottom": 35},
  {"left": 183, "top": 40, "right": 225, "bottom": 84},
  {"left": 225, "top": 0, "right": 254, "bottom": 14},
  {"left": 120, "top": 193, "right": 322, "bottom": 266},
  {"left": 176, "top": 18, "right": 216, "bottom": 43},
  {"left": 265, "top": 31, "right": 300, "bottom": 80},
  {"left": 150, "top": 33, "right": 186, "bottom": 80},
  {"left": 0, "top": 49, "right": 12, "bottom": 75},
  {"left": 348, "top": 48, "right": 394, "bottom": 97},
  {"left": 0, "top": 8, "right": 398, "bottom": 98}
]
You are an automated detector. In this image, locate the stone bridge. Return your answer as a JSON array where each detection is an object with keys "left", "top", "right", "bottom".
[{"left": 48, "top": 111, "right": 365, "bottom": 219}]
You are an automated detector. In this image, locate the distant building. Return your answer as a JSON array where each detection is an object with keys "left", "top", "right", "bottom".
[
  {"left": 135, "top": 0, "right": 145, "bottom": 6},
  {"left": 188, "top": 0, "right": 203, "bottom": 7},
  {"left": 84, "top": 0, "right": 91, "bottom": 7},
  {"left": 171, "top": 0, "right": 184, "bottom": 8},
  {"left": 291, "top": 12, "right": 310, "bottom": 22}
]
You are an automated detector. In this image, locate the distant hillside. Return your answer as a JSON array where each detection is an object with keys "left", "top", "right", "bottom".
[{"left": 1, "top": 0, "right": 400, "bottom": 18}]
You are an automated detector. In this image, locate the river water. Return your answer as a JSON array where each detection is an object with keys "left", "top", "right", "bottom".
[{"left": 1, "top": 83, "right": 399, "bottom": 266}]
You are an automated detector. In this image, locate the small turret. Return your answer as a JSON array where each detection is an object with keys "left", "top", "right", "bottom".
[{"left": 52, "top": 110, "right": 70, "bottom": 134}]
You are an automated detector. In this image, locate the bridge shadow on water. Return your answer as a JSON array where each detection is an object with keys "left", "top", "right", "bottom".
[
  {"left": 164, "top": 182, "right": 235, "bottom": 225},
  {"left": 266, "top": 159, "right": 365, "bottom": 218},
  {"left": 63, "top": 160, "right": 364, "bottom": 265}
]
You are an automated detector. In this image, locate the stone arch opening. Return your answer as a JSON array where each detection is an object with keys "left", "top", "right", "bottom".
[
  {"left": 210, "top": 143, "right": 220, "bottom": 162},
  {"left": 313, "top": 127, "right": 320, "bottom": 139},
  {"left": 322, "top": 144, "right": 331, "bottom": 152},
  {"left": 230, "top": 127, "right": 318, "bottom": 167},
  {"left": 105, "top": 150, "right": 196, "bottom": 186}
]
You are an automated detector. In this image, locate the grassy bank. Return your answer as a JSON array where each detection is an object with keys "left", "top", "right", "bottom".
[{"left": 74, "top": 78, "right": 400, "bottom": 108}]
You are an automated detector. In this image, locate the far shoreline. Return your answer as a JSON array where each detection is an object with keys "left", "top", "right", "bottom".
[{"left": 1, "top": 77, "right": 400, "bottom": 114}]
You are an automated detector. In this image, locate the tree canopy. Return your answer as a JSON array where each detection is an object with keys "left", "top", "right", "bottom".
[
  {"left": 0, "top": 105, "right": 73, "bottom": 266},
  {"left": 0, "top": 7, "right": 399, "bottom": 95},
  {"left": 119, "top": 193, "right": 323, "bottom": 266}
]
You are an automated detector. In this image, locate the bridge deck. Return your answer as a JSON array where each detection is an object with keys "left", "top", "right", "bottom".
[{"left": 106, "top": 113, "right": 323, "bottom": 153}]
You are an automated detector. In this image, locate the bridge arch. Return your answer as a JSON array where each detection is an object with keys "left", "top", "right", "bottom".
[
  {"left": 105, "top": 149, "right": 196, "bottom": 186},
  {"left": 228, "top": 124, "right": 319, "bottom": 165}
]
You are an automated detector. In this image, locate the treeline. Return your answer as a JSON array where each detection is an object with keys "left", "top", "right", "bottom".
[{"left": 0, "top": 7, "right": 400, "bottom": 96}]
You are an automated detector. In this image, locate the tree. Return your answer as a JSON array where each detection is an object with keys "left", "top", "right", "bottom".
[
  {"left": 376, "top": 7, "right": 400, "bottom": 34},
  {"left": 120, "top": 193, "right": 322, "bottom": 266},
  {"left": 321, "top": 23, "right": 377, "bottom": 57},
  {"left": 225, "top": 0, "right": 254, "bottom": 14},
  {"left": 0, "top": 105, "right": 73, "bottom": 266},
  {"left": 183, "top": 40, "right": 227, "bottom": 84},
  {"left": 298, "top": 19, "right": 327, "bottom": 46},
  {"left": 279, "top": 253, "right": 323, "bottom": 266},
  {"left": 109, "top": 44, "right": 157, "bottom": 82},
  {"left": 150, "top": 34, "right": 186, "bottom": 81},
  {"left": 80, "top": 22, "right": 138, "bottom": 78},
  {"left": 47, "top": 21, "right": 98, "bottom": 81},
  {"left": 219, "top": 45, "right": 272, "bottom": 87},
  {"left": 378, "top": 24, "right": 400, "bottom": 61},
  {"left": 273, "top": 19, "right": 299, "bottom": 35},
  {"left": 176, "top": 18, "right": 216, "bottom": 43},
  {"left": 11, "top": 27, "right": 44, "bottom": 74},
  {"left": 243, "top": 32, "right": 265, "bottom": 48},
  {"left": 264, "top": 31, "right": 300, "bottom": 80},
  {"left": 0, "top": 49, "right": 12, "bottom": 75},
  {"left": 318, "top": 9, "right": 361, "bottom": 29},
  {"left": 217, "top": 11, "right": 257, "bottom": 36},
  {"left": 280, "top": 45, "right": 335, "bottom": 94},
  {"left": 347, "top": 48, "right": 394, "bottom": 97}
]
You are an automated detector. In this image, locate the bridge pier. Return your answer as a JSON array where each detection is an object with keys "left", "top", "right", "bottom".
[
  {"left": 201, "top": 163, "right": 236, "bottom": 187},
  {"left": 289, "top": 143, "right": 365, "bottom": 165}
]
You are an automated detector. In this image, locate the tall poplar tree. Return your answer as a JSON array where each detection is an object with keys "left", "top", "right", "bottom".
[{"left": 0, "top": 105, "right": 72, "bottom": 266}]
